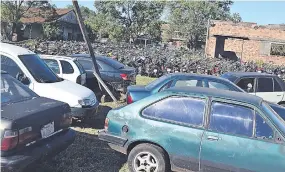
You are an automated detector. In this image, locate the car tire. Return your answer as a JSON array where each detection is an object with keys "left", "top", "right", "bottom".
[
  {"left": 128, "top": 143, "right": 170, "bottom": 172},
  {"left": 279, "top": 103, "right": 285, "bottom": 107}
]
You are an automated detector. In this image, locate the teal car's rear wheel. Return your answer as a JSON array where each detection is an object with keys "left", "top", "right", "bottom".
[{"left": 128, "top": 143, "right": 169, "bottom": 172}]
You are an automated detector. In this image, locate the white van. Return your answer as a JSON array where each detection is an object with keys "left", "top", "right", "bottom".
[
  {"left": 0, "top": 43, "right": 99, "bottom": 117},
  {"left": 40, "top": 55, "right": 86, "bottom": 86}
]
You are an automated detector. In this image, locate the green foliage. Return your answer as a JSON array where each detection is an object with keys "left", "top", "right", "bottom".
[
  {"left": 168, "top": 0, "right": 242, "bottom": 49},
  {"left": 42, "top": 22, "right": 60, "bottom": 40},
  {"left": 93, "top": 1, "right": 165, "bottom": 42}
]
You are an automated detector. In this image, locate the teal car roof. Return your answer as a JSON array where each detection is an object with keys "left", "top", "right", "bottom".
[{"left": 165, "top": 86, "right": 263, "bottom": 106}]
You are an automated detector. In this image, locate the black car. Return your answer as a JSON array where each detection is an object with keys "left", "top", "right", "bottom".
[
  {"left": 70, "top": 54, "right": 136, "bottom": 94},
  {"left": 1, "top": 71, "right": 75, "bottom": 172}
]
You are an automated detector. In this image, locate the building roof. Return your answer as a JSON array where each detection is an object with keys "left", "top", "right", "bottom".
[
  {"left": 165, "top": 86, "right": 263, "bottom": 107},
  {"left": 0, "top": 43, "right": 35, "bottom": 56},
  {"left": 20, "top": 8, "right": 73, "bottom": 24},
  {"left": 223, "top": 72, "right": 275, "bottom": 77}
]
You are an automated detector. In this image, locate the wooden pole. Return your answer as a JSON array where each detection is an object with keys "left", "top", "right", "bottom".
[
  {"left": 72, "top": 0, "right": 117, "bottom": 102},
  {"left": 205, "top": 19, "right": 210, "bottom": 58}
]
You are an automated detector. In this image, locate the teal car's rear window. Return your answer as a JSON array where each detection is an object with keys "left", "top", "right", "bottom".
[{"left": 142, "top": 97, "right": 206, "bottom": 126}]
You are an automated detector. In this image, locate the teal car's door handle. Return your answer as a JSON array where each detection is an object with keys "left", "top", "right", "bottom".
[{"left": 207, "top": 136, "right": 220, "bottom": 141}]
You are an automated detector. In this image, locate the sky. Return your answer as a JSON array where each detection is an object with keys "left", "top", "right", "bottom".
[{"left": 52, "top": 0, "right": 285, "bottom": 25}]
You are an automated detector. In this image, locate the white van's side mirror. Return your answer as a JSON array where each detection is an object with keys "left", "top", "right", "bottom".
[{"left": 16, "top": 72, "right": 30, "bottom": 85}]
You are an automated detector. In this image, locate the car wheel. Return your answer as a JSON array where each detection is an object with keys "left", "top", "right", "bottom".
[
  {"left": 128, "top": 143, "right": 170, "bottom": 172},
  {"left": 279, "top": 103, "right": 285, "bottom": 107}
]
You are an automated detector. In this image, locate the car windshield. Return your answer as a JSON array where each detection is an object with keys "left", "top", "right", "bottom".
[
  {"left": 78, "top": 59, "right": 95, "bottom": 71},
  {"left": 99, "top": 57, "right": 124, "bottom": 69},
  {"left": 262, "top": 102, "right": 285, "bottom": 136},
  {"left": 1, "top": 74, "right": 38, "bottom": 105},
  {"left": 146, "top": 75, "right": 169, "bottom": 90},
  {"left": 74, "top": 60, "right": 85, "bottom": 74},
  {"left": 19, "top": 54, "right": 62, "bottom": 83}
]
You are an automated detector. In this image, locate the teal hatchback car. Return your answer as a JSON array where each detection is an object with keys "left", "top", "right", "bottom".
[{"left": 99, "top": 87, "right": 285, "bottom": 172}]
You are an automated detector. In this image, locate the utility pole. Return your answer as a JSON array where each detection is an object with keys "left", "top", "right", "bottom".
[
  {"left": 204, "top": 19, "right": 210, "bottom": 58},
  {"left": 72, "top": 0, "right": 117, "bottom": 102}
]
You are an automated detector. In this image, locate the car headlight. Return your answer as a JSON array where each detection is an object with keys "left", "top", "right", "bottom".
[{"left": 78, "top": 98, "right": 96, "bottom": 107}]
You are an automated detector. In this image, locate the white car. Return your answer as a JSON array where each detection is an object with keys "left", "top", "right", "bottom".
[
  {"left": 0, "top": 43, "right": 99, "bottom": 117},
  {"left": 40, "top": 55, "right": 86, "bottom": 86},
  {"left": 221, "top": 72, "right": 285, "bottom": 106}
]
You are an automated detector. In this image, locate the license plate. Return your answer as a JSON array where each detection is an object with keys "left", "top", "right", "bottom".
[{"left": 41, "top": 122, "right": 55, "bottom": 138}]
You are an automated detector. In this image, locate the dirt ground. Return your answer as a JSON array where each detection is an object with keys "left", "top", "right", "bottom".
[{"left": 24, "top": 76, "right": 155, "bottom": 172}]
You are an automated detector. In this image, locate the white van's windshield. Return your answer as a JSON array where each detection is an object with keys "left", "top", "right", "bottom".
[{"left": 19, "top": 54, "right": 63, "bottom": 83}]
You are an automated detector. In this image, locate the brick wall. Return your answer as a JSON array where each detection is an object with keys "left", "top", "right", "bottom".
[{"left": 206, "top": 20, "right": 285, "bottom": 64}]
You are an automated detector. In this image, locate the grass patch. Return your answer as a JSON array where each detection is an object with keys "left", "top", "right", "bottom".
[{"left": 24, "top": 76, "right": 156, "bottom": 172}]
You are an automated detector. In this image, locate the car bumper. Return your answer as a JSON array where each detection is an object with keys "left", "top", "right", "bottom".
[
  {"left": 1, "top": 129, "right": 76, "bottom": 172},
  {"left": 98, "top": 130, "right": 128, "bottom": 154},
  {"left": 71, "top": 101, "right": 99, "bottom": 117}
]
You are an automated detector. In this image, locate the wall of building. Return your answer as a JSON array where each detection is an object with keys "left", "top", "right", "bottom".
[
  {"left": 23, "top": 23, "right": 43, "bottom": 39},
  {"left": 206, "top": 20, "right": 285, "bottom": 64}
]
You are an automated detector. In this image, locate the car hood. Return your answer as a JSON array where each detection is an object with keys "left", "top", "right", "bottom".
[{"left": 33, "top": 79, "right": 96, "bottom": 107}]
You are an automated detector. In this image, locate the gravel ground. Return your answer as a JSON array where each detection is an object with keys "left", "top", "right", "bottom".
[{"left": 23, "top": 76, "right": 155, "bottom": 172}]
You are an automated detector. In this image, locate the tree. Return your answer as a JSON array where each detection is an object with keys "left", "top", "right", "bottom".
[
  {"left": 65, "top": 5, "right": 95, "bottom": 20},
  {"left": 168, "top": 0, "right": 242, "bottom": 49},
  {"left": 42, "top": 22, "right": 60, "bottom": 40},
  {"left": 1, "top": 0, "right": 55, "bottom": 41},
  {"left": 94, "top": 1, "right": 165, "bottom": 42}
]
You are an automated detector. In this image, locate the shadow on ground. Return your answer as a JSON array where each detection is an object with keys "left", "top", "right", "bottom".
[
  {"left": 24, "top": 131, "right": 127, "bottom": 172},
  {"left": 72, "top": 105, "right": 113, "bottom": 129}
]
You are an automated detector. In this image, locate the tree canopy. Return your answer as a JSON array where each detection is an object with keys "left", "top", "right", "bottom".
[
  {"left": 91, "top": 1, "right": 165, "bottom": 42},
  {"left": 168, "top": 0, "right": 242, "bottom": 49}
]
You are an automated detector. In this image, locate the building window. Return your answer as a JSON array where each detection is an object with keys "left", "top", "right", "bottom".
[{"left": 270, "top": 43, "right": 285, "bottom": 56}]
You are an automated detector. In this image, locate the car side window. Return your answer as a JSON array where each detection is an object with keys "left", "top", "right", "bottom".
[
  {"left": 142, "top": 97, "right": 206, "bottom": 126},
  {"left": 237, "top": 78, "right": 255, "bottom": 93},
  {"left": 209, "top": 102, "right": 254, "bottom": 137},
  {"left": 255, "top": 112, "right": 274, "bottom": 140},
  {"left": 208, "top": 81, "right": 230, "bottom": 91},
  {"left": 257, "top": 78, "right": 273, "bottom": 92},
  {"left": 174, "top": 79, "right": 202, "bottom": 87},
  {"left": 1, "top": 54, "right": 23, "bottom": 78},
  {"left": 274, "top": 79, "right": 282, "bottom": 92},
  {"left": 158, "top": 81, "right": 173, "bottom": 92},
  {"left": 43, "top": 59, "right": 60, "bottom": 74},
  {"left": 60, "top": 60, "right": 74, "bottom": 74}
]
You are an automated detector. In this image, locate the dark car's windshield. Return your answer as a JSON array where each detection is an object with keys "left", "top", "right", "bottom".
[
  {"left": 99, "top": 57, "right": 124, "bottom": 69},
  {"left": 1, "top": 74, "right": 38, "bottom": 105},
  {"left": 146, "top": 75, "right": 169, "bottom": 90},
  {"left": 78, "top": 59, "right": 95, "bottom": 71},
  {"left": 19, "top": 54, "right": 62, "bottom": 83},
  {"left": 74, "top": 60, "right": 85, "bottom": 74}
]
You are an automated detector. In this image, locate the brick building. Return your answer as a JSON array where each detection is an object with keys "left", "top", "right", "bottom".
[{"left": 206, "top": 20, "right": 285, "bottom": 64}]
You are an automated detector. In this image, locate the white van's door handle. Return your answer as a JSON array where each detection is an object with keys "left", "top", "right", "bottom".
[{"left": 277, "top": 95, "right": 282, "bottom": 96}]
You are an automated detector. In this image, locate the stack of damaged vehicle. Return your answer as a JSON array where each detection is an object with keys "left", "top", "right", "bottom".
[
  {"left": 0, "top": 43, "right": 100, "bottom": 171},
  {"left": 99, "top": 72, "right": 285, "bottom": 172}
]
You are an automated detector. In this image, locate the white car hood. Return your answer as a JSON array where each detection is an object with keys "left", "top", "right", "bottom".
[{"left": 33, "top": 79, "right": 96, "bottom": 107}]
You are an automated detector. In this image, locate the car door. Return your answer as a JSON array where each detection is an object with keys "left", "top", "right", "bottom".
[
  {"left": 141, "top": 96, "right": 207, "bottom": 171},
  {"left": 236, "top": 77, "right": 256, "bottom": 95},
  {"left": 200, "top": 101, "right": 285, "bottom": 172},
  {"left": 256, "top": 77, "right": 283, "bottom": 103},
  {"left": 59, "top": 60, "right": 76, "bottom": 83}
]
